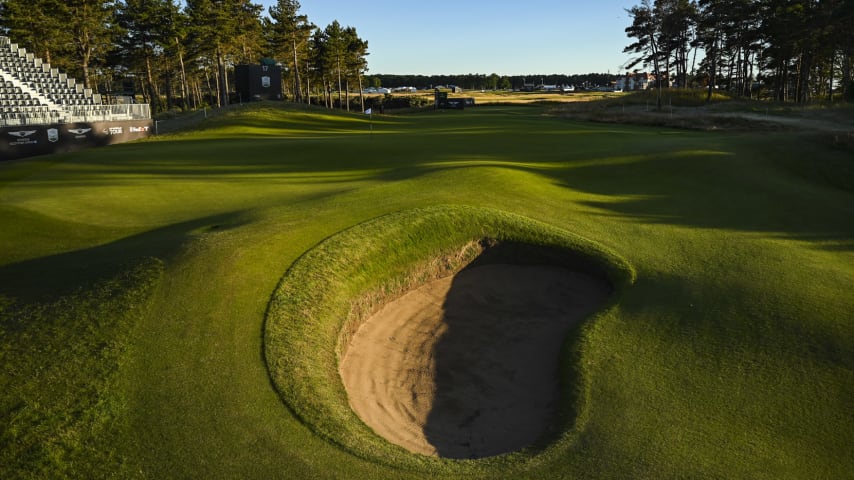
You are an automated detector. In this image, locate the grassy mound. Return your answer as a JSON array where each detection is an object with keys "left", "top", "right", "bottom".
[{"left": 264, "top": 205, "right": 634, "bottom": 473}]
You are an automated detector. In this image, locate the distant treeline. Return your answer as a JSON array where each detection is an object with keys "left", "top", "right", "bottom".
[
  {"left": 364, "top": 73, "right": 616, "bottom": 91},
  {"left": 624, "top": 0, "right": 854, "bottom": 103}
]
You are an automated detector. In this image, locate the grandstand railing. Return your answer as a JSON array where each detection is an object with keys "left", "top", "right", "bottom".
[{"left": 0, "top": 103, "right": 151, "bottom": 127}]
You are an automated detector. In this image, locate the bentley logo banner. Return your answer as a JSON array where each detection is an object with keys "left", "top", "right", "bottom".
[{"left": 1, "top": 120, "right": 153, "bottom": 161}]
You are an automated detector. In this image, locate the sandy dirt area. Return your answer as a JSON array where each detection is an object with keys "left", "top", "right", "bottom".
[{"left": 340, "top": 263, "right": 611, "bottom": 459}]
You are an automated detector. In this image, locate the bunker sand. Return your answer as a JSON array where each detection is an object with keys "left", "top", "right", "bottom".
[{"left": 340, "top": 264, "right": 611, "bottom": 459}]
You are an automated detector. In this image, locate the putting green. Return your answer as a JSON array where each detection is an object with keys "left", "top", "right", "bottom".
[{"left": 264, "top": 205, "right": 634, "bottom": 471}]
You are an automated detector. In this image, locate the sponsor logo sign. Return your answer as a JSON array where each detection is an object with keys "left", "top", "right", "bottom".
[
  {"left": 8, "top": 130, "right": 38, "bottom": 146},
  {"left": 2, "top": 120, "right": 153, "bottom": 160},
  {"left": 68, "top": 127, "right": 92, "bottom": 139}
]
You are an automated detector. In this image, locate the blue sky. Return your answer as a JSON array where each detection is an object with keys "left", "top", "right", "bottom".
[{"left": 256, "top": 0, "right": 640, "bottom": 75}]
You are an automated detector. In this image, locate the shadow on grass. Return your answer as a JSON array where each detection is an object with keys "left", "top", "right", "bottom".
[
  {"left": 28, "top": 107, "right": 854, "bottom": 251},
  {"left": 551, "top": 146, "right": 854, "bottom": 250},
  {"left": 0, "top": 211, "right": 249, "bottom": 302}
]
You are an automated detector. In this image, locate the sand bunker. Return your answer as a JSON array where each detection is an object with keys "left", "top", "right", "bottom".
[{"left": 340, "top": 263, "right": 611, "bottom": 459}]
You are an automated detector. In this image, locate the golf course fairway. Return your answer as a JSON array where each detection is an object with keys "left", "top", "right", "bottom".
[{"left": 1, "top": 103, "right": 852, "bottom": 479}]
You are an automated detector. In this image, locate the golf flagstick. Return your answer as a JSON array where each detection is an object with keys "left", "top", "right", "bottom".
[{"left": 365, "top": 107, "right": 373, "bottom": 138}]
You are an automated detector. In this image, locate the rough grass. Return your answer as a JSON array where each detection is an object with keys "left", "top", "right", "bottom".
[
  {"left": 0, "top": 102, "right": 852, "bottom": 479},
  {"left": 0, "top": 259, "right": 162, "bottom": 479},
  {"left": 552, "top": 89, "right": 854, "bottom": 133}
]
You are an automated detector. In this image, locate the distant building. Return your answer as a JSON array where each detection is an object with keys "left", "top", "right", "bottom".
[
  {"left": 616, "top": 72, "right": 671, "bottom": 91},
  {"left": 521, "top": 78, "right": 536, "bottom": 92}
]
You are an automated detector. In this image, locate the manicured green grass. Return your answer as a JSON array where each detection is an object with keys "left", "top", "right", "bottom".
[{"left": 1, "top": 103, "right": 852, "bottom": 479}]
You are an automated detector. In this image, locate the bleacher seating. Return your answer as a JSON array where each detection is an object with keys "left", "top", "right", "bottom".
[{"left": 1, "top": 35, "right": 120, "bottom": 126}]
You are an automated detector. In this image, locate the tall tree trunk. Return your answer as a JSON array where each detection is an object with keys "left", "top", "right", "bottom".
[
  {"left": 798, "top": 51, "right": 813, "bottom": 103},
  {"left": 323, "top": 78, "right": 331, "bottom": 108},
  {"left": 843, "top": 45, "right": 852, "bottom": 100},
  {"left": 691, "top": 42, "right": 698, "bottom": 84},
  {"left": 137, "top": 76, "right": 148, "bottom": 104},
  {"left": 195, "top": 79, "right": 203, "bottom": 108},
  {"left": 165, "top": 68, "right": 174, "bottom": 111},
  {"left": 206, "top": 66, "right": 219, "bottom": 107},
  {"left": 683, "top": 33, "right": 691, "bottom": 87},
  {"left": 223, "top": 66, "right": 230, "bottom": 105},
  {"left": 783, "top": 63, "right": 790, "bottom": 102},
  {"left": 345, "top": 79, "right": 350, "bottom": 111},
  {"left": 176, "top": 37, "right": 189, "bottom": 110},
  {"left": 358, "top": 73, "right": 365, "bottom": 112},
  {"left": 664, "top": 50, "right": 671, "bottom": 90},
  {"left": 292, "top": 38, "right": 302, "bottom": 103},
  {"left": 217, "top": 47, "right": 228, "bottom": 107},
  {"left": 828, "top": 51, "right": 835, "bottom": 102},
  {"left": 651, "top": 43, "right": 661, "bottom": 109},
  {"left": 725, "top": 50, "right": 736, "bottom": 93},
  {"left": 706, "top": 34, "right": 718, "bottom": 104},
  {"left": 82, "top": 47, "right": 91, "bottom": 89},
  {"left": 747, "top": 52, "right": 755, "bottom": 98},
  {"left": 336, "top": 56, "right": 343, "bottom": 109},
  {"left": 795, "top": 53, "right": 803, "bottom": 103},
  {"left": 145, "top": 55, "right": 159, "bottom": 113}
]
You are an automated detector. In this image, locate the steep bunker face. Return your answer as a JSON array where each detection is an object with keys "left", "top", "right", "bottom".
[
  {"left": 265, "top": 206, "right": 635, "bottom": 468},
  {"left": 340, "top": 262, "right": 612, "bottom": 459}
]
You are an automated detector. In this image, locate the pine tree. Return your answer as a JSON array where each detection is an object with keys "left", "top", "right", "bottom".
[
  {"left": 308, "top": 27, "right": 330, "bottom": 107},
  {"left": 116, "top": 0, "right": 177, "bottom": 112},
  {"left": 185, "top": 0, "right": 263, "bottom": 106},
  {"left": 656, "top": 0, "right": 697, "bottom": 88},
  {"left": 342, "top": 26, "right": 368, "bottom": 112},
  {"left": 266, "top": 0, "right": 314, "bottom": 103},
  {"left": 624, "top": 0, "right": 664, "bottom": 108},
  {"left": 186, "top": 0, "right": 231, "bottom": 107},
  {"left": 323, "top": 20, "right": 346, "bottom": 109},
  {"left": 163, "top": 1, "right": 191, "bottom": 110},
  {"left": 67, "top": 0, "right": 116, "bottom": 89},
  {"left": 231, "top": 0, "right": 264, "bottom": 64},
  {"left": 0, "top": 0, "right": 68, "bottom": 65}
]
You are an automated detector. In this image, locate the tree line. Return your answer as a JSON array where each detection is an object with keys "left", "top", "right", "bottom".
[
  {"left": 624, "top": 0, "right": 854, "bottom": 104},
  {"left": 363, "top": 73, "right": 617, "bottom": 91},
  {"left": 6, "top": 0, "right": 848, "bottom": 114},
  {"left": 0, "top": 0, "right": 369, "bottom": 112}
]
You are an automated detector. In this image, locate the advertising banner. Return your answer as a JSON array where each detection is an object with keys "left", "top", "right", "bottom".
[{"left": 0, "top": 119, "right": 153, "bottom": 161}]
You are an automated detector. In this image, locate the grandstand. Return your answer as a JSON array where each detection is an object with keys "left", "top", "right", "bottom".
[{"left": 1, "top": 35, "right": 151, "bottom": 160}]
